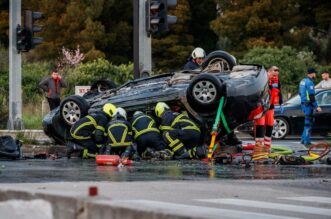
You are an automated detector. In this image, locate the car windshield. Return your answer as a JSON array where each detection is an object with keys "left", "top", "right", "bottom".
[{"left": 285, "top": 94, "right": 301, "bottom": 105}]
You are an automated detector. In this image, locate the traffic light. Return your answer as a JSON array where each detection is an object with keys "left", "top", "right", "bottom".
[
  {"left": 146, "top": 0, "right": 177, "bottom": 35},
  {"left": 23, "top": 10, "right": 44, "bottom": 51},
  {"left": 16, "top": 24, "right": 29, "bottom": 52}
]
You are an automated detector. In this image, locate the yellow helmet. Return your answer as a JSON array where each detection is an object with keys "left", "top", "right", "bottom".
[
  {"left": 155, "top": 102, "right": 170, "bottom": 118},
  {"left": 103, "top": 103, "right": 116, "bottom": 117}
]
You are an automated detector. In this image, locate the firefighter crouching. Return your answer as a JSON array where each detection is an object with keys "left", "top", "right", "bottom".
[
  {"left": 103, "top": 107, "right": 134, "bottom": 160},
  {"left": 130, "top": 111, "right": 172, "bottom": 160},
  {"left": 155, "top": 102, "right": 207, "bottom": 159},
  {"left": 66, "top": 103, "right": 117, "bottom": 158}
]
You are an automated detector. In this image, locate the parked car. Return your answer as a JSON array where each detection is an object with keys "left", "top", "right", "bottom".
[
  {"left": 239, "top": 89, "right": 331, "bottom": 139},
  {"left": 42, "top": 51, "right": 269, "bottom": 145}
]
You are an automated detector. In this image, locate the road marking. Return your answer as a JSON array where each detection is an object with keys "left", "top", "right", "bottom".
[
  {"left": 279, "top": 196, "right": 331, "bottom": 204},
  {"left": 195, "top": 199, "right": 331, "bottom": 216},
  {"left": 117, "top": 200, "right": 302, "bottom": 219}
]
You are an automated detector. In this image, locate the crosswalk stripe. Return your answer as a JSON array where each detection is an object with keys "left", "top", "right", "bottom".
[
  {"left": 195, "top": 199, "right": 331, "bottom": 216},
  {"left": 117, "top": 200, "right": 302, "bottom": 219},
  {"left": 279, "top": 196, "right": 331, "bottom": 204}
]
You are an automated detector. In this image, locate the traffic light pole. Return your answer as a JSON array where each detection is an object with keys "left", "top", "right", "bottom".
[
  {"left": 8, "top": 0, "right": 23, "bottom": 130},
  {"left": 133, "top": 0, "right": 152, "bottom": 79}
]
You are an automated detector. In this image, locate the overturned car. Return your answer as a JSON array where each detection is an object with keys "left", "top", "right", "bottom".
[{"left": 43, "top": 51, "right": 269, "bottom": 145}]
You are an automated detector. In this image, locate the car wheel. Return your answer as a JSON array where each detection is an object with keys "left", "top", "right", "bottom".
[
  {"left": 187, "top": 74, "right": 224, "bottom": 110},
  {"left": 90, "top": 79, "right": 116, "bottom": 92},
  {"left": 272, "top": 117, "right": 290, "bottom": 139},
  {"left": 60, "top": 95, "right": 89, "bottom": 126},
  {"left": 201, "top": 51, "right": 236, "bottom": 72}
]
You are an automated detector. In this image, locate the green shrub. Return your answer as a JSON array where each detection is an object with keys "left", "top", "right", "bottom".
[
  {"left": 64, "top": 58, "right": 133, "bottom": 96},
  {"left": 22, "top": 62, "right": 52, "bottom": 103},
  {"left": 241, "top": 46, "right": 320, "bottom": 94}
]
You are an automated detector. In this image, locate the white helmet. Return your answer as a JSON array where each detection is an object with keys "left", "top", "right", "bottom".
[
  {"left": 191, "top": 47, "right": 205, "bottom": 59},
  {"left": 115, "top": 107, "right": 127, "bottom": 120},
  {"left": 133, "top": 111, "right": 144, "bottom": 117}
]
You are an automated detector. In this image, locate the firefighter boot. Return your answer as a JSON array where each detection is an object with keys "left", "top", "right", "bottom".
[
  {"left": 66, "top": 141, "right": 84, "bottom": 159},
  {"left": 252, "top": 143, "right": 269, "bottom": 161}
]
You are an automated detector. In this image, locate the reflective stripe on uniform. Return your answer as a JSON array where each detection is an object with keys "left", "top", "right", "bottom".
[
  {"left": 171, "top": 113, "right": 200, "bottom": 132},
  {"left": 164, "top": 132, "right": 184, "bottom": 153},
  {"left": 132, "top": 115, "right": 160, "bottom": 139},
  {"left": 107, "top": 123, "right": 132, "bottom": 147},
  {"left": 82, "top": 149, "right": 97, "bottom": 158},
  {"left": 70, "top": 115, "right": 96, "bottom": 140}
]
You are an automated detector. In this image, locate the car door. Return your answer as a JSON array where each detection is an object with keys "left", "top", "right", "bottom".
[{"left": 314, "top": 90, "right": 331, "bottom": 131}]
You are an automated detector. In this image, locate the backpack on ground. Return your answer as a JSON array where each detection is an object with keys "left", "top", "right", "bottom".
[{"left": 0, "top": 136, "right": 22, "bottom": 159}]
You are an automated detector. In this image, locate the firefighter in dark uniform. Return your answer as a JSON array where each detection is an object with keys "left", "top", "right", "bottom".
[
  {"left": 155, "top": 102, "right": 207, "bottom": 159},
  {"left": 66, "top": 103, "right": 116, "bottom": 158},
  {"left": 130, "top": 111, "right": 172, "bottom": 159},
  {"left": 106, "top": 107, "right": 134, "bottom": 159}
]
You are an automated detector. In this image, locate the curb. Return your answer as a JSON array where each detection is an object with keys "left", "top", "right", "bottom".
[{"left": 0, "top": 189, "right": 201, "bottom": 219}]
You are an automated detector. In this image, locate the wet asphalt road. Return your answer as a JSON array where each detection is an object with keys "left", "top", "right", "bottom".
[{"left": 0, "top": 140, "right": 330, "bottom": 183}]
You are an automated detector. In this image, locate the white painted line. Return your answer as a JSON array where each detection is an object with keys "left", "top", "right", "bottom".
[
  {"left": 279, "top": 196, "right": 331, "bottom": 204},
  {"left": 117, "top": 200, "right": 302, "bottom": 219},
  {"left": 195, "top": 199, "right": 331, "bottom": 216}
]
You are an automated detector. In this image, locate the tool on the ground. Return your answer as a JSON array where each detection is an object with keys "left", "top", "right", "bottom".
[
  {"left": 208, "top": 96, "right": 232, "bottom": 160},
  {"left": 95, "top": 154, "right": 132, "bottom": 166}
]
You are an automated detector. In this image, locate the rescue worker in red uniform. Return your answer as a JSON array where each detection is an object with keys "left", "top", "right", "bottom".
[
  {"left": 130, "top": 111, "right": 172, "bottom": 160},
  {"left": 155, "top": 102, "right": 207, "bottom": 159},
  {"left": 105, "top": 107, "right": 134, "bottom": 160},
  {"left": 66, "top": 103, "right": 116, "bottom": 158},
  {"left": 253, "top": 66, "right": 283, "bottom": 160}
]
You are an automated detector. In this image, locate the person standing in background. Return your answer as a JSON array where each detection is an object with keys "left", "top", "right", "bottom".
[
  {"left": 299, "top": 67, "right": 322, "bottom": 147},
  {"left": 315, "top": 70, "right": 331, "bottom": 89},
  {"left": 39, "top": 68, "right": 67, "bottom": 110}
]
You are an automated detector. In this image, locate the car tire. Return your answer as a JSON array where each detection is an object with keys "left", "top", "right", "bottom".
[
  {"left": 60, "top": 95, "right": 90, "bottom": 126},
  {"left": 272, "top": 117, "right": 290, "bottom": 139},
  {"left": 187, "top": 73, "right": 225, "bottom": 111},
  {"left": 91, "top": 79, "right": 116, "bottom": 92},
  {"left": 83, "top": 79, "right": 116, "bottom": 99},
  {"left": 201, "top": 51, "right": 236, "bottom": 72}
]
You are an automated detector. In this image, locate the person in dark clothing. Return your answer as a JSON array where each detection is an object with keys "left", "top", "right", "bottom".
[
  {"left": 183, "top": 47, "right": 206, "bottom": 70},
  {"left": 39, "top": 68, "right": 67, "bottom": 110},
  {"left": 105, "top": 107, "right": 134, "bottom": 160},
  {"left": 66, "top": 103, "right": 116, "bottom": 158},
  {"left": 155, "top": 102, "right": 207, "bottom": 159},
  {"left": 130, "top": 111, "right": 172, "bottom": 160},
  {"left": 299, "top": 67, "right": 322, "bottom": 147}
]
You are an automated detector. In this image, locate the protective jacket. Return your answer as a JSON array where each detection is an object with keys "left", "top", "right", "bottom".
[
  {"left": 107, "top": 115, "right": 133, "bottom": 148},
  {"left": 268, "top": 75, "right": 283, "bottom": 109},
  {"left": 130, "top": 114, "right": 166, "bottom": 154},
  {"left": 131, "top": 114, "right": 160, "bottom": 139},
  {"left": 70, "top": 112, "right": 109, "bottom": 144},
  {"left": 159, "top": 111, "right": 200, "bottom": 133},
  {"left": 183, "top": 59, "right": 200, "bottom": 70},
  {"left": 299, "top": 77, "right": 318, "bottom": 109}
]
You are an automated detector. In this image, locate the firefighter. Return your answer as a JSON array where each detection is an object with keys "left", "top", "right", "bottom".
[
  {"left": 183, "top": 47, "right": 206, "bottom": 70},
  {"left": 130, "top": 111, "right": 172, "bottom": 160},
  {"left": 105, "top": 107, "right": 134, "bottom": 159},
  {"left": 155, "top": 102, "right": 207, "bottom": 159},
  {"left": 66, "top": 103, "right": 116, "bottom": 158},
  {"left": 253, "top": 66, "right": 283, "bottom": 160}
]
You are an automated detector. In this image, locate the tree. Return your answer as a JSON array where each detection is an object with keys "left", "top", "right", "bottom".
[
  {"left": 241, "top": 46, "right": 318, "bottom": 94},
  {"left": 152, "top": 0, "right": 194, "bottom": 71},
  {"left": 211, "top": 0, "right": 331, "bottom": 64}
]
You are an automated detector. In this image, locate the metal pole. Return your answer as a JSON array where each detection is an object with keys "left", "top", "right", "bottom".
[
  {"left": 8, "top": 0, "right": 24, "bottom": 130},
  {"left": 133, "top": 0, "right": 140, "bottom": 79},
  {"left": 134, "top": 0, "right": 152, "bottom": 79}
]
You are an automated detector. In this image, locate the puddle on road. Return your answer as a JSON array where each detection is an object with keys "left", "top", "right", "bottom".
[{"left": 0, "top": 159, "right": 330, "bottom": 183}]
